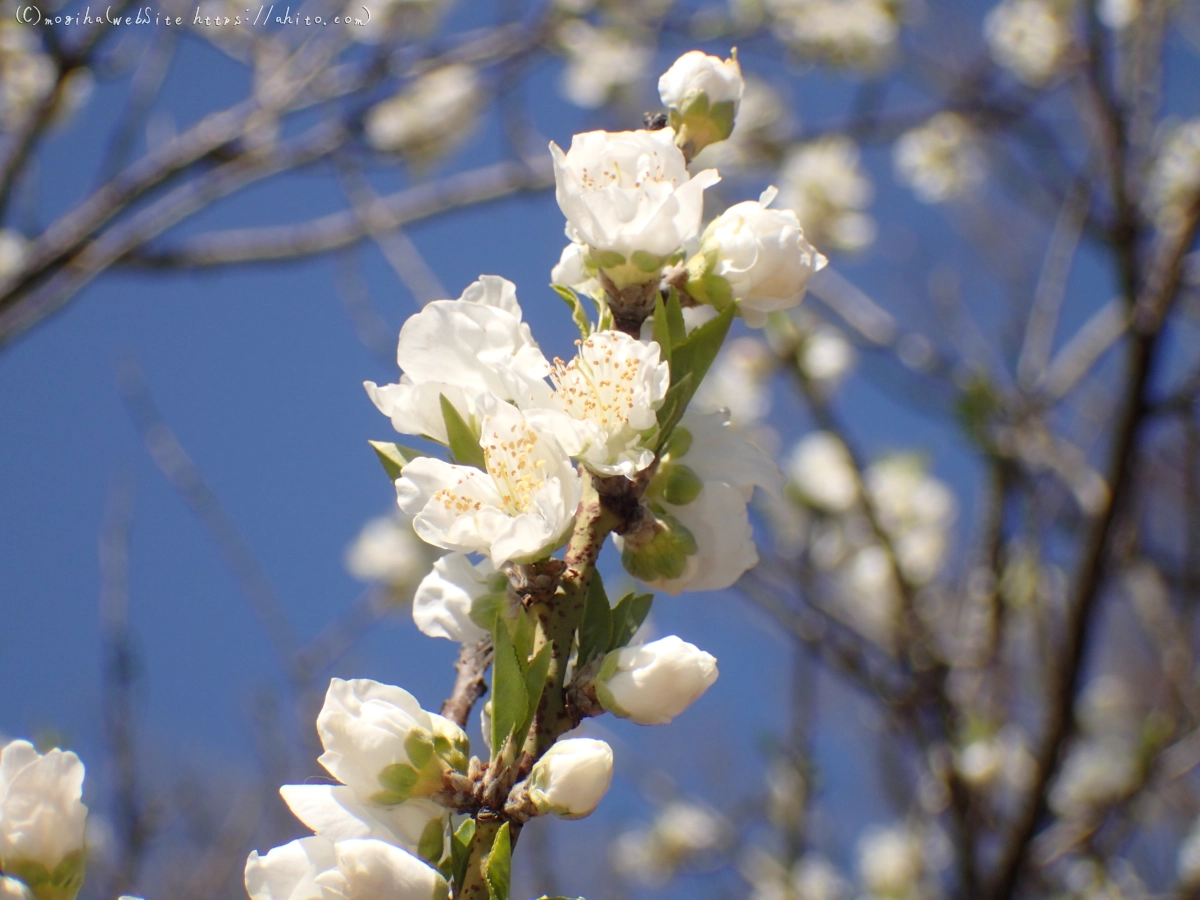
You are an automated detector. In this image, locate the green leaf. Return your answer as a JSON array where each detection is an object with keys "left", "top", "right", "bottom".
[
  {"left": 576, "top": 571, "right": 612, "bottom": 668},
  {"left": 368, "top": 440, "right": 427, "bottom": 481},
  {"left": 608, "top": 591, "right": 654, "bottom": 651},
  {"left": 665, "top": 288, "right": 687, "bottom": 348},
  {"left": 451, "top": 818, "right": 476, "bottom": 888},
  {"left": 590, "top": 249, "right": 626, "bottom": 269},
  {"left": 484, "top": 823, "right": 513, "bottom": 900},
  {"left": 631, "top": 249, "right": 665, "bottom": 273},
  {"left": 671, "top": 303, "right": 734, "bottom": 396},
  {"left": 418, "top": 816, "right": 447, "bottom": 864},
  {"left": 490, "top": 616, "right": 530, "bottom": 761},
  {"left": 552, "top": 284, "right": 592, "bottom": 338},
  {"left": 440, "top": 394, "right": 486, "bottom": 470},
  {"left": 652, "top": 293, "right": 673, "bottom": 368},
  {"left": 515, "top": 643, "right": 554, "bottom": 751},
  {"left": 653, "top": 372, "right": 694, "bottom": 451}
]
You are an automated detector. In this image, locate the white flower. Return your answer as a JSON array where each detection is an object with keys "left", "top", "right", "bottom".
[
  {"left": 0, "top": 229, "right": 27, "bottom": 291},
  {"left": 1049, "top": 740, "right": 1139, "bottom": 815},
  {"left": 1146, "top": 119, "right": 1200, "bottom": 232},
  {"left": 396, "top": 396, "right": 582, "bottom": 565},
  {"left": 800, "top": 323, "right": 855, "bottom": 387},
  {"left": 984, "top": 0, "right": 1071, "bottom": 86},
  {"left": 625, "top": 410, "right": 784, "bottom": 594},
  {"left": 547, "top": 331, "right": 670, "bottom": 477},
  {"left": 527, "top": 738, "right": 613, "bottom": 819},
  {"left": 1098, "top": 0, "right": 1138, "bottom": 29},
  {"left": 315, "top": 678, "right": 469, "bottom": 804},
  {"left": 550, "top": 129, "right": 720, "bottom": 284},
  {"left": 364, "top": 65, "right": 482, "bottom": 162},
  {"left": 659, "top": 50, "right": 744, "bottom": 112},
  {"left": 365, "top": 276, "right": 553, "bottom": 446},
  {"left": 792, "top": 854, "right": 851, "bottom": 900},
  {"left": 558, "top": 19, "right": 651, "bottom": 109},
  {"left": 780, "top": 137, "right": 875, "bottom": 252},
  {"left": 690, "top": 336, "right": 774, "bottom": 427},
  {"left": 865, "top": 454, "right": 956, "bottom": 583},
  {"left": 596, "top": 635, "right": 718, "bottom": 725},
  {"left": 278, "top": 786, "right": 446, "bottom": 859},
  {"left": 0, "top": 740, "right": 88, "bottom": 874},
  {"left": 412, "top": 552, "right": 506, "bottom": 642},
  {"left": 0, "top": 878, "right": 31, "bottom": 900},
  {"left": 893, "top": 113, "right": 986, "bottom": 203},
  {"left": 550, "top": 241, "right": 603, "bottom": 299},
  {"left": 658, "top": 50, "right": 743, "bottom": 155},
  {"left": 345, "top": 513, "right": 438, "bottom": 588},
  {"left": 835, "top": 545, "right": 901, "bottom": 646},
  {"left": 766, "top": 0, "right": 899, "bottom": 70},
  {"left": 858, "top": 826, "right": 923, "bottom": 895},
  {"left": 245, "top": 836, "right": 449, "bottom": 900},
  {"left": 787, "top": 432, "right": 857, "bottom": 512},
  {"left": 345, "top": 0, "right": 449, "bottom": 43},
  {"left": 697, "top": 185, "right": 827, "bottom": 326}
]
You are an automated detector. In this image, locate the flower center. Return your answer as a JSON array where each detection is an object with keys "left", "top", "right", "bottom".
[
  {"left": 552, "top": 336, "right": 639, "bottom": 431},
  {"left": 481, "top": 419, "right": 548, "bottom": 515}
]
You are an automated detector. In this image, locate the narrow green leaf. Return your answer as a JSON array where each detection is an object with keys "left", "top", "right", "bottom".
[
  {"left": 652, "top": 293, "right": 673, "bottom": 368},
  {"left": 608, "top": 591, "right": 654, "bottom": 652},
  {"left": 552, "top": 284, "right": 592, "bottom": 338},
  {"left": 576, "top": 571, "right": 612, "bottom": 668},
  {"left": 440, "top": 394, "right": 486, "bottom": 470},
  {"left": 671, "top": 304, "right": 734, "bottom": 397},
  {"left": 490, "top": 617, "right": 529, "bottom": 761},
  {"left": 653, "top": 372, "right": 695, "bottom": 452},
  {"left": 451, "top": 818, "right": 476, "bottom": 888},
  {"left": 665, "top": 288, "right": 687, "bottom": 349},
  {"left": 515, "top": 643, "right": 554, "bottom": 752},
  {"left": 368, "top": 440, "right": 427, "bottom": 481},
  {"left": 509, "top": 604, "right": 537, "bottom": 666},
  {"left": 484, "top": 823, "right": 513, "bottom": 900}
]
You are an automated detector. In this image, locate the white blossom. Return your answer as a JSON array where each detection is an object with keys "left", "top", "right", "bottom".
[
  {"left": 691, "top": 336, "right": 774, "bottom": 427},
  {"left": 396, "top": 396, "right": 582, "bottom": 565},
  {"left": 780, "top": 137, "right": 876, "bottom": 252},
  {"left": 612, "top": 800, "right": 729, "bottom": 885},
  {"left": 659, "top": 50, "right": 744, "bottom": 112},
  {"left": 412, "top": 552, "right": 505, "bottom": 642},
  {"left": 558, "top": 19, "right": 651, "bottom": 109},
  {"left": 984, "top": 0, "right": 1071, "bottom": 87},
  {"left": 547, "top": 331, "right": 670, "bottom": 477},
  {"left": 1146, "top": 119, "right": 1200, "bottom": 233},
  {"left": 793, "top": 854, "right": 851, "bottom": 900},
  {"left": 345, "top": 513, "right": 438, "bottom": 589},
  {"left": 787, "top": 432, "right": 857, "bottom": 513},
  {"left": 315, "top": 678, "right": 469, "bottom": 804},
  {"left": 550, "top": 241, "right": 603, "bottom": 300},
  {"left": 624, "top": 410, "right": 784, "bottom": 594},
  {"left": 365, "top": 276, "right": 553, "bottom": 446},
  {"left": 527, "top": 738, "right": 613, "bottom": 819},
  {"left": 364, "top": 65, "right": 482, "bottom": 163},
  {"left": 696, "top": 186, "right": 827, "bottom": 326},
  {"left": 893, "top": 113, "right": 986, "bottom": 203},
  {"left": 1098, "top": 0, "right": 1138, "bottom": 29},
  {"left": 347, "top": 0, "right": 450, "bottom": 44},
  {"left": 279, "top": 785, "right": 446, "bottom": 858},
  {"left": 596, "top": 635, "right": 718, "bottom": 725},
  {"left": 0, "top": 740, "right": 88, "bottom": 875},
  {"left": 766, "top": 0, "right": 900, "bottom": 70},
  {"left": 550, "top": 129, "right": 720, "bottom": 285},
  {"left": 0, "top": 23, "right": 55, "bottom": 131},
  {"left": 658, "top": 50, "right": 744, "bottom": 155},
  {"left": 0, "top": 229, "right": 28, "bottom": 292},
  {"left": 245, "top": 836, "right": 449, "bottom": 900},
  {"left": 866, "top": 454, "right": 956, "bottom": 583},
  {"left": 0, "top": 878, "right": 30, "bottom": 900},
  {"left": 800, "top": 323, "right": 855, "bottom": 387},
  {"left": 1049, "top": 740, "right": 1140, "bottom": 816},
  {"left": 858, "top": 825, "right": 924, "bottom": 896}
]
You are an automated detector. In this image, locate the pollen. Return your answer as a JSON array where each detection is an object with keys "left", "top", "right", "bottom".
[{"left": 551, "top": 333, "right": 641, "bottom": 431}]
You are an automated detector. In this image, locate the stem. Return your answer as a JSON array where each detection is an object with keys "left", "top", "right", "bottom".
[{"left": 458, "top": 816, "right": 502, "bottom": 900}]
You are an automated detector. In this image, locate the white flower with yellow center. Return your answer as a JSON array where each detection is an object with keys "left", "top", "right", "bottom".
[
  {"left": 547, "top": 331, "right": 669, "bottom": 478},
  {"left": 365, "top": 276, "right": 554, "bottom": 446},
  {"left": 396, "top": 395, "right": 582, "bottom": 565}
]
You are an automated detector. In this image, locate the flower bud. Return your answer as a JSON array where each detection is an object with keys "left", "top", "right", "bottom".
[
  {"left": 412, "top": 553, "right": 506, "bottom": 643},
  {"left": 528, "top": 738, "right": 614, "bottom": 819},
  {"left": 316, "top": 679, "right": 470, "bottom": 805},
  {"left": 595, "top": 636, "right": 718, "bottom": 726},
  {"left": 650, "top": 462, "right": 703, "bottom": 507},
  {"left": 0, "top": 740, "right": 88, "bottom": 900},
  {"left": 618, "top": 506, "right": 698, "bottom": 583},
  {"left": 691, "top": 187, "right": 827, "bottom": 327},
  {"left": 246, "top": 836, "right": 449, "bottom": 900},
  {"left": 658, "top": 51, "right": 744, "bottom": 157}
]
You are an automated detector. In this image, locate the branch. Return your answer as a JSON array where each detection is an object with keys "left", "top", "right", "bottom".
[{"left": 441, "top": 638, "right": 495, "bottom": 730}]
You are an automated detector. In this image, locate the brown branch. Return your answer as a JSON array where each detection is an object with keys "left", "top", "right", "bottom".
[{"left": 441, "top": 638, "right": 495, "bottom": 730}]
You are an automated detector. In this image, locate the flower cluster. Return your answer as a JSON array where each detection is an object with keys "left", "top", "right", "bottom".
[
  {"left": 765, "top": 0, "right": 902, "bottom": 70},
  {"left": 0, "top": 739, "right": 89, "bottom": 900},
  {"left": 984, "top": 0, "right": 1072, "bottom": 87},
  {"left": 893, "top": 113, "right": 987, "bottom": 204},
  {"left": 779, "top": 137, "right": 876, "bottom": 252},
  {"left": 243, "top": 48, "right": 827, "bottom": 900},
  {"left": 364, "top": 65, "right": 483, "bottom": 165}
]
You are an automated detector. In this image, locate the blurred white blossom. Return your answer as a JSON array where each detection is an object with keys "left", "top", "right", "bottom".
[
  {"left": 857, "top": 825, "right": 925, "bottom": 897},
  {"left": 345, "top": 513, "right": 438, "bottom": 591},
  {"left": 893, "top": 113, "right": 986, "bottom": 203},
  {"left": 691, "top": 336, "right": 775, "bottom": 428},
  {"left": 984, "top": 0, "right": 1071, "bottom": 86},
  {"left": 1146, "top": 119, "right": 1200, "bottom": 234},
  {"left": 786, "top": 432, "right": 858, "bottom": 513},
  {"left": 612, "top": 799, "right": 729, "bottom": 885},
  {"left": 558, "top": 19, "right": 652, "bottom": 109},
  {"left": 766, "top": 0, "right": 901, "bottom": 69},
  {"left": 365, "top": 65, "right": 483, "bottom": 163},
  {"left": 780, "top": 137, "right": 876, "bottom": 252}
]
